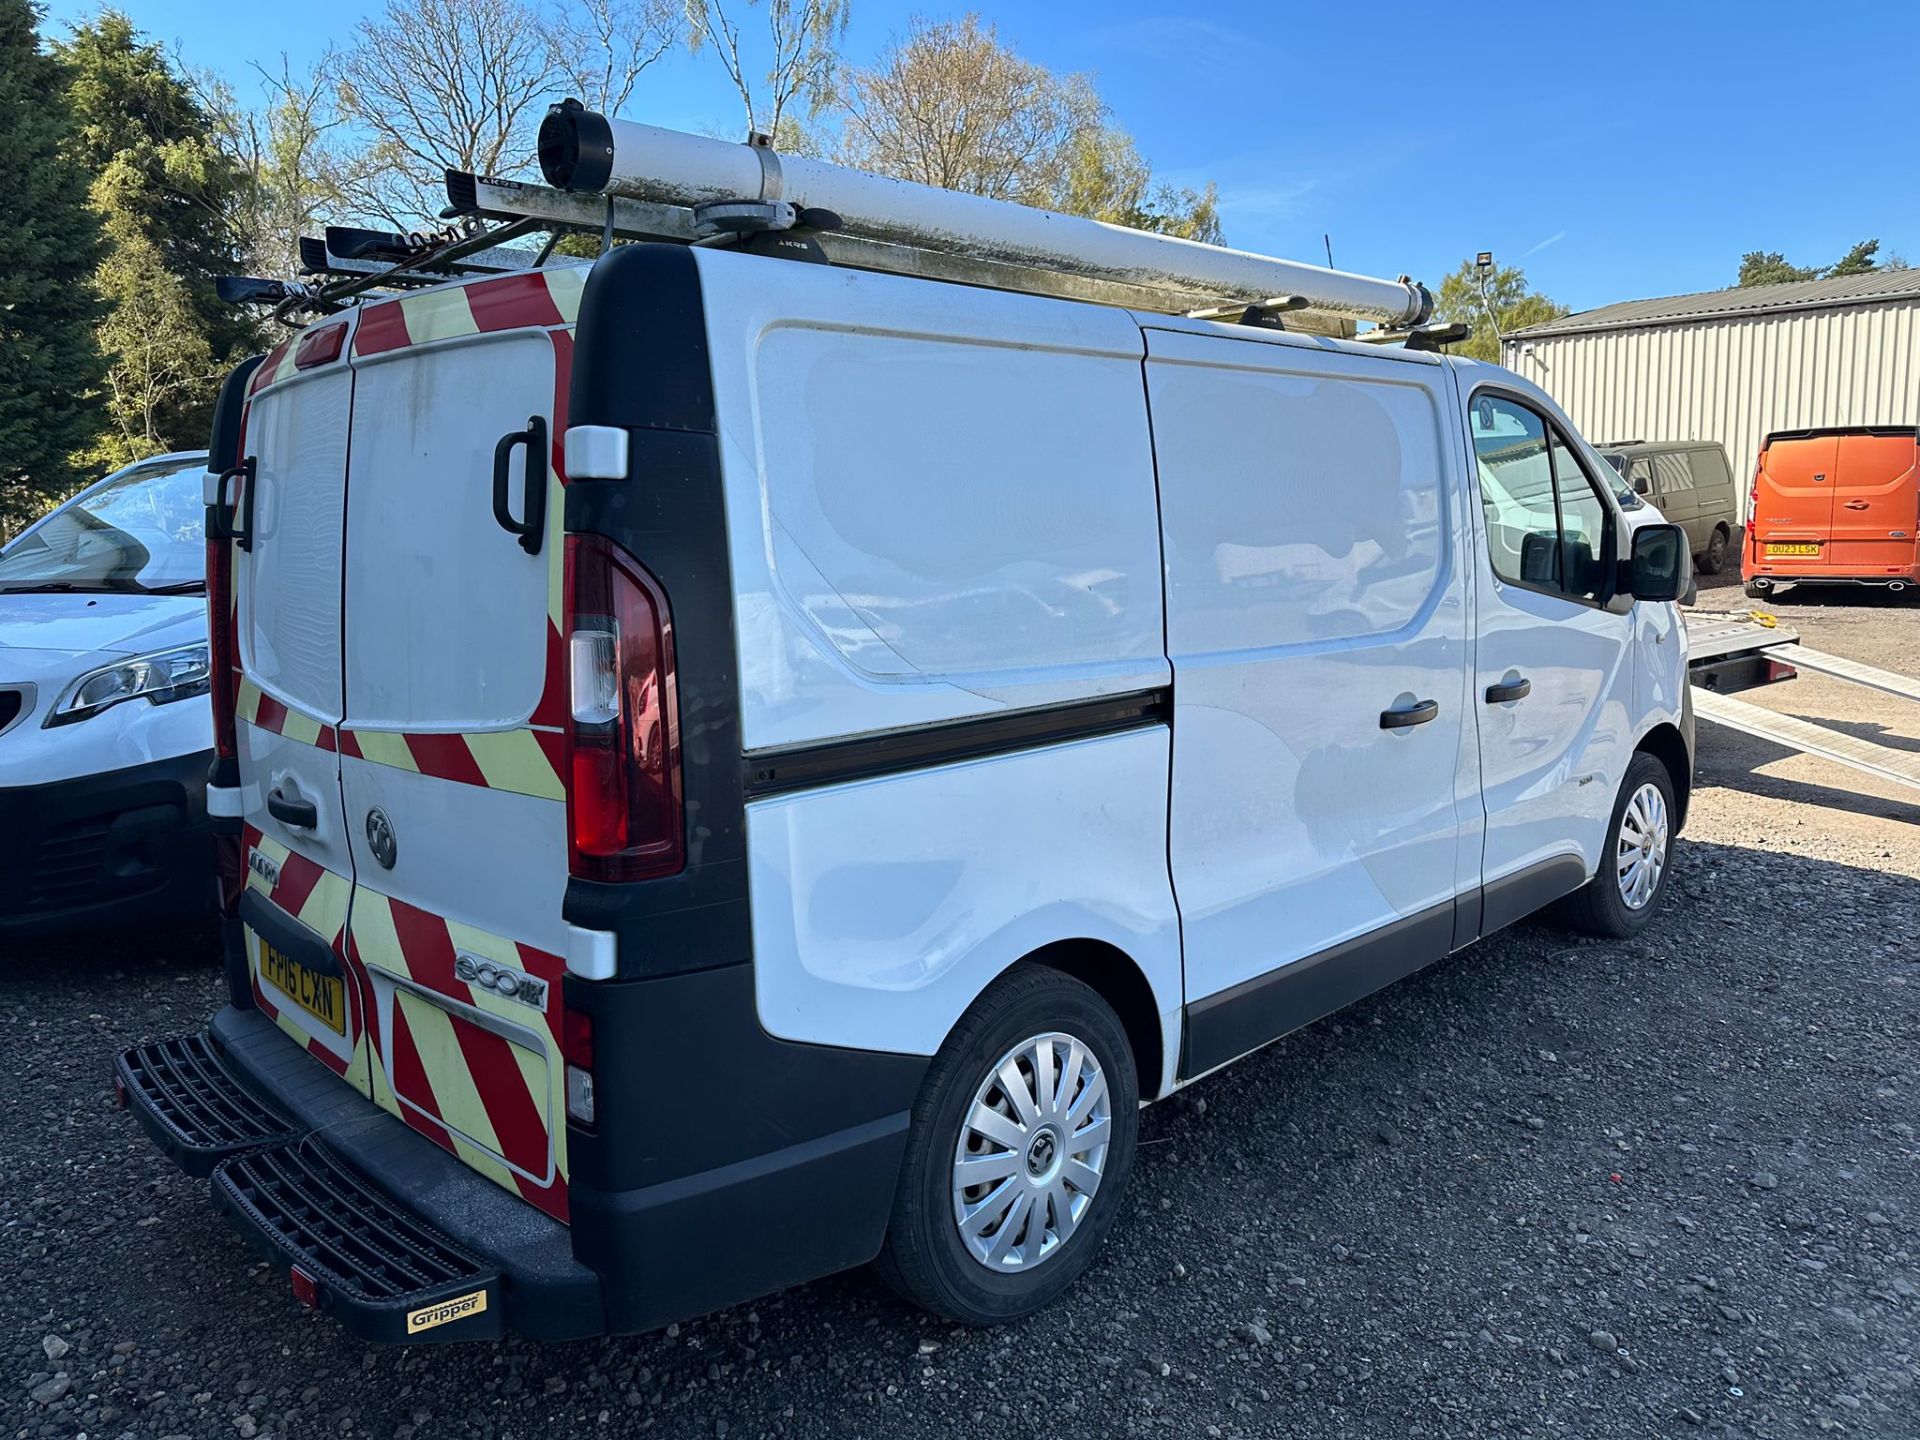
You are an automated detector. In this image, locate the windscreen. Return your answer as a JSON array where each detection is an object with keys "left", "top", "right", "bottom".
[{"left": 0, "top": 459, "right": 206, "bottom": 593}]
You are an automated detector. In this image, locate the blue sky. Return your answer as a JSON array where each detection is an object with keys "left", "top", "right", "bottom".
[{"left": 44, "top": 0, "right": 1920, "bottom": 314}]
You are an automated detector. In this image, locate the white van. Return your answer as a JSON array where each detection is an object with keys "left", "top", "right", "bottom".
[{"left": 119, "top": 159, "right": 1694, "bottom": 1345}]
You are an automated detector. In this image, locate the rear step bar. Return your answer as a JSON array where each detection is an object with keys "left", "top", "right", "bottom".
[
  {"left": 119, "top": 1031, "right": 505, "bottom": 1342},
  {"left": 114, "top": 1033, "right": 299, "bottom": 1177},
  {"left": 213, "top": 1137, "right": 502, "bottom": 1344}
]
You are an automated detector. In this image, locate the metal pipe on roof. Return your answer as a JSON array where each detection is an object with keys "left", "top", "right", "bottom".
[{"left": 536, "top": 102, "right": 1433, "bottom": 327}]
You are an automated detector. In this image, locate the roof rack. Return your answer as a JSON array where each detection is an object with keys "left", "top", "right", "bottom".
[
  {"left": 230, "top": 106, "right": 1434, "bottom": 339},
  {"left": 535, "top": 104, "right": 1431, "bottom": 330},
  {"left": 444, "top": 171, "right": 1359, "bottom": 334}
]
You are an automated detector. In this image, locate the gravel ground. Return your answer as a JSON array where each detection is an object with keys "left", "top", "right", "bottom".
[{"left": 5, "top": 587, "right": 1917, "bottom": 1440}]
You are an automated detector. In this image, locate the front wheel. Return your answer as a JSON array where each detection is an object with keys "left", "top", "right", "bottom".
[
  {"left": 875, "top": 965, "right": 1139, "bottom": 1324},
  {"left": 1554, "top": 753, "right": 1677, "bottom": 938}
]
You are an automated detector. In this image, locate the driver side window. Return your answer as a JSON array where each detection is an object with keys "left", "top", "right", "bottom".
[{"left": 1471, "top": 393, "right": 1612, "bottom": 604}]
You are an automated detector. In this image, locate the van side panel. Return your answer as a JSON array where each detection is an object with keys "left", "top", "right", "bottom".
[
  {"left": 746, "top": 728, "right": 1181, "bottom": 1079},
  {"left": 698, "top": 250, "right": 1170, "bottom": 751},
  {"left": 695, "top": 250, "right": 1182, "bottom": 1088},
  {"left": 1144, "top": 328, "right": 1472, "bottom": 1017}
]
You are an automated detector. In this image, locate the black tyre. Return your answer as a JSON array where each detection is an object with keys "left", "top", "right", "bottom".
[
  {"left": 875, "top": 965, "right": 1138, "bottom": 1324},
  {"left": 1554, "top": 752, "right": 1677, "bottom": 939},
  {"left": 1743, "top": 579, "right": 1771, "bottom": 600},
  {"left": 1699, "top": 526, "right": 1730, "bottom": 575}
]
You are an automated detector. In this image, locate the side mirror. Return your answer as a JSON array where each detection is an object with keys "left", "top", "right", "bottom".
[
  {"left": 1631, "top": 475, "right": 1650, "bottom": 495},
  {"left": 1624, "top": 523, "right": 1689, "bottom": 603}
]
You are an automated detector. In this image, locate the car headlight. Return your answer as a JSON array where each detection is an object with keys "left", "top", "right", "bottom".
[{"left": 45, "top": 643, "right": 212, "bottom": 726}]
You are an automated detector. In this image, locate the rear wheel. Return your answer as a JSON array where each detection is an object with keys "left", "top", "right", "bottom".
[
  {"left": 1743, "top": 578, "right": 1771, "bottom": 600},
  {"left": 1699, "top": 526, "right": 1730, "bottom": 575},
  {"left": 876, "top": 965, "right": 1138, "bottom": 1324},
  {"left": 1554, "top": 752, "right": 1676, "bottom": 939}
]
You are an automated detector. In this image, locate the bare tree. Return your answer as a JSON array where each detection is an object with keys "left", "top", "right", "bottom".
[
  {"left": 833, "top": 14, "right": 1220, "bottom": 240},
  {"left": 331, "top": 0, "right": 562, "bottom": 227},
  {"left": 835, "top": 14, "right": 1099, "bottom": 202},
  {"left": 201, "top": 56, "right": 354, "bottom": 278},
  {"left": 684, "top": 0, "right": 848, "bottom": 139},
  {"left": 554, "top": 0, "right": 682, "bottom": 115}
]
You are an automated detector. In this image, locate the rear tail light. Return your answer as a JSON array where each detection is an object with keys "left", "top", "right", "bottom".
[
  {"left": 206, "top": 535, "right": 238, "bottom": 760},
  {"left": 562, "top": 1007, "right": 595, "bottom": 1127},
  {"left": 562, "top": 534, "right": 683, "bottom": 882}
]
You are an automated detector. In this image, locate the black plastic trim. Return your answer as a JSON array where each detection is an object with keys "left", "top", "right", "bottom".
[
  {"left": 208, "top": 355, "right": 264, "bottom": 474},
  {"left": 743, "top": 689, "right": 1172, "bottom": 800},
  {"left": 238, "top": 888, "right": 343, "bottom": 980},
  {"left": 561, "top": 245, "right": 744, "bottom": 978},
  {"left": 1178, "top": 901, "right": 1456, "bottom": 1080},
  {"left": 0, "top": 748, "right": 214, "bottom": 937},
  {"left": 1478, "top": 854, "right": 1590, "bottom": 936},
  {"left": 562, "top": 960, "right": 926, "bottom": 1334},
  {"left": 1763, "top": 424, "right": 1915, "bottom": 444}
]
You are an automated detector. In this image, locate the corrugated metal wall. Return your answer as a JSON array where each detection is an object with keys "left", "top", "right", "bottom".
[{"left": 1503, "top": 300, "right": 1920, "bottom": 504}]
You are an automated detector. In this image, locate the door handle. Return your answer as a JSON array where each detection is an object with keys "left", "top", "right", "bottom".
[
  {"left": 210, "top": 457, "right": 257, "bottom": 551},
  {"left": 492, "top": 415, "right": 548, "bottom": 556},
  {"left": 1380, "top": 698, "right": 1440, "bottom": 730},
  {"left": 1485, "top": 677, "right": 1532, "bottom": 704},
  {"left": 1843, "top": 500, "right": 1870, "bottom": 510},
  {"left": 267, "top": 784, "right": 318, "bottom": 829}
]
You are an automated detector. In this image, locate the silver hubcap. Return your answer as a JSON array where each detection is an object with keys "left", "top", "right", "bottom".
[
  {"left": 952, "top": 1032, "right": 1111, "bottom": 1273},
  {"left": 1616, "top": 782, "right": 1670, "bottom": 909}
]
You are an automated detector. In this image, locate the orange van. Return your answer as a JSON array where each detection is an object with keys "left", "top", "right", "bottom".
[{"left": 1744, "top": 426, "right": 1920, "bottom": 598}]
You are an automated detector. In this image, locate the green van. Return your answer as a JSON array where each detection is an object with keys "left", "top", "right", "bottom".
[{"left": 1595, "top": 441, "right": 1741, "bottom": 574}]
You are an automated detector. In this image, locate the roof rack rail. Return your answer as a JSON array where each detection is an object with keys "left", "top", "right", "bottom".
[
  {"left": 444, "top": 170, "right": 1359, "bottom": 337},
  {"left": 1353, "top": 320, "right": 1473, "bottom": 352}
]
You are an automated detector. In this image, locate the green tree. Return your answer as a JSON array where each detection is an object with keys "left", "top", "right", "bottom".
[
  {"left": 1738, "top": 238, "right": 1887, "bottom": 286},
  {"left": 0, "top": 0, "right": 106, "bottom": 530},
  {"left": 55, "top": 10, "right": 257, "bottom": 463},
  {"left": 1432, "top": 258, "right": 1569, "bottom": 363},
  {"left": 1736, "top": 251, "right": 1818, "bottom": 287},
  {"left": 1826, "top": 238, "right": 1881, "bottom": 277},
  {"left": 1058, "top": 125, "right": 1222, "bottom": 244}
]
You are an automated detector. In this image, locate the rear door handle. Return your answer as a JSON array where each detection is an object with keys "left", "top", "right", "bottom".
[
  {"left": 1485, "top": 677, "right": 1532, "bottom": 704},
  {"left": 267, "top": 784, "right": 318, "bottom": 829},
  {"left": 492, "top": 415, "right": 548, "bottom": 556},
  {"left": 1380, "top": 699, "right": 1439, "bottom": 730},
  {"left": 1843, "top": 500, "right": 1870, "bottom": 510}
]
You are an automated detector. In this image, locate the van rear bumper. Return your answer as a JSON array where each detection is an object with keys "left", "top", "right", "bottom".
[
  {"left": 124, "top": 982, "right": 928, "bottom": 1341},
  {"left": 145, "top": 1006, "right": 608, "bottom": 1341}
]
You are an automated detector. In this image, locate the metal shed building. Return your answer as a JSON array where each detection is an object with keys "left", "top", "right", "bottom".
[{"left": 1504, "top": 269, "right": 1920, "bottom": 505}]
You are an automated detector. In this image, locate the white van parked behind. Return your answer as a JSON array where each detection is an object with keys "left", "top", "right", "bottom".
[{"left": 118, "top": 116, "right": 1693, "bottom": 1344}]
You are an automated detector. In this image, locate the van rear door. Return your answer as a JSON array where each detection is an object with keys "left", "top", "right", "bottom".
[
  {"left": 234, "top": 326, "right": 376, "bottom": 1096},
  {"left": 1753, "top": 432, "right": 1839, "bottom": 567},
  {"left": 1827, "top": 431, "right": 1919, "bottom": 573},
  {"left": 335, "top": 280, "right": 578, "bottom": 1219}
]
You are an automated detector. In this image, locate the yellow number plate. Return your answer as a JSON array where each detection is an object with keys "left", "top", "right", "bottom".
[
  {"left": 1765, "top": 543, "right": 1821, "bottom": 557},
  {"left": 260, "top": 942, "right": 346, "bottom": 1035}
]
